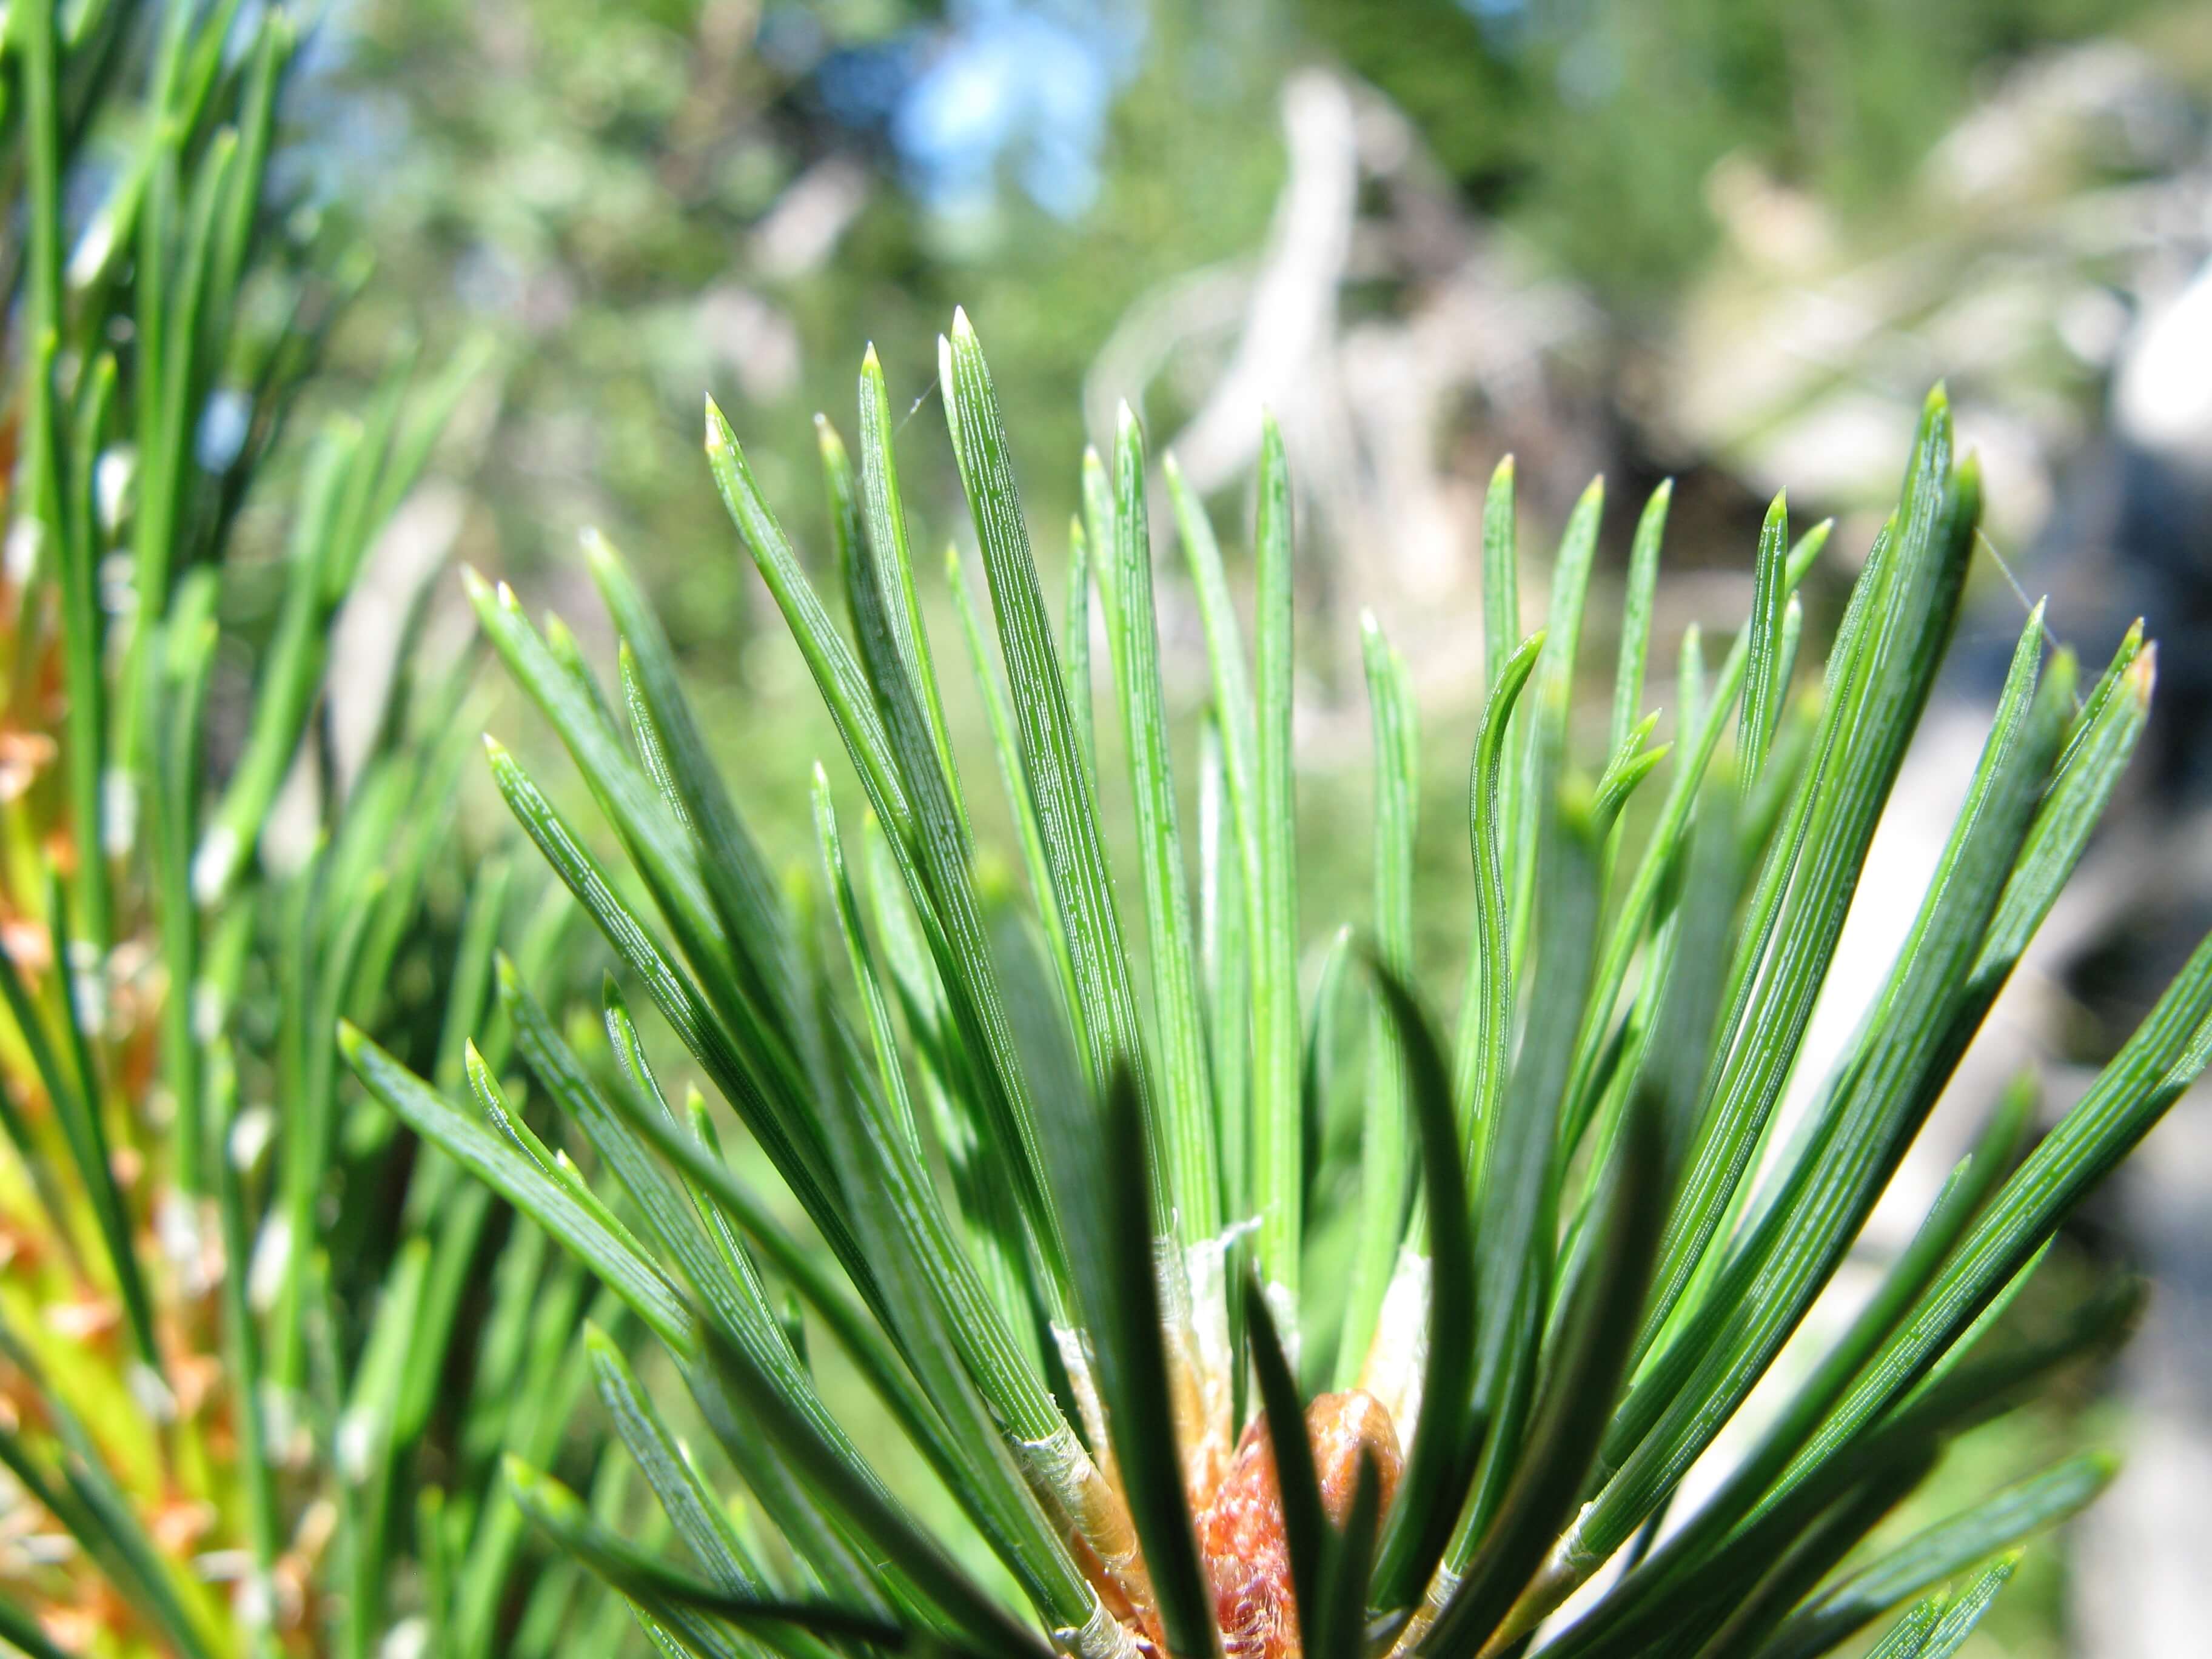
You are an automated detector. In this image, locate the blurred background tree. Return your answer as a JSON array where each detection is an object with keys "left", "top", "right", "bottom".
[
  {"left": 1307, "top": 0, "right": 2170, "bottom": 300},
  {"left": 323, "top": 0, "right": 2188, "bottom": 566},
  {"left": 327, "top": 0, "right": 1285, "bottom": 639}
]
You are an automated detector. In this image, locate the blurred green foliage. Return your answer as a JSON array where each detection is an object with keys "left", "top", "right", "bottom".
[
  {"left": 329, "top": 0, "right": 2169, "bottom": 666},
  {"left": 333, "top": 0, "right": 1287, "bottom": 654},
  {"left": 1307, "top": 0, "right": 2162, "bottom": 300}
]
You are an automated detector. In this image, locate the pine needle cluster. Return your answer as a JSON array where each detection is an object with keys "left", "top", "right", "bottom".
[
  {"left": 347, "top": 312, "right": 2207, "bottom": 1659},
  {"left": 0, "top": 6, "right": 591, "bottom": 1653}
]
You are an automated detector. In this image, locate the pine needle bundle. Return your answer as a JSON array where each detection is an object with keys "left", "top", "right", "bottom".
[{"left": 351, "top": 312, "right": 2205, "bottom": 1659}]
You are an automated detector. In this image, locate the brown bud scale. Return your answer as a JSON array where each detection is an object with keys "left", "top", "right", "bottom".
[{"left": 1170, "top": 1389, "right": 1403, "bottom": 1659}]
